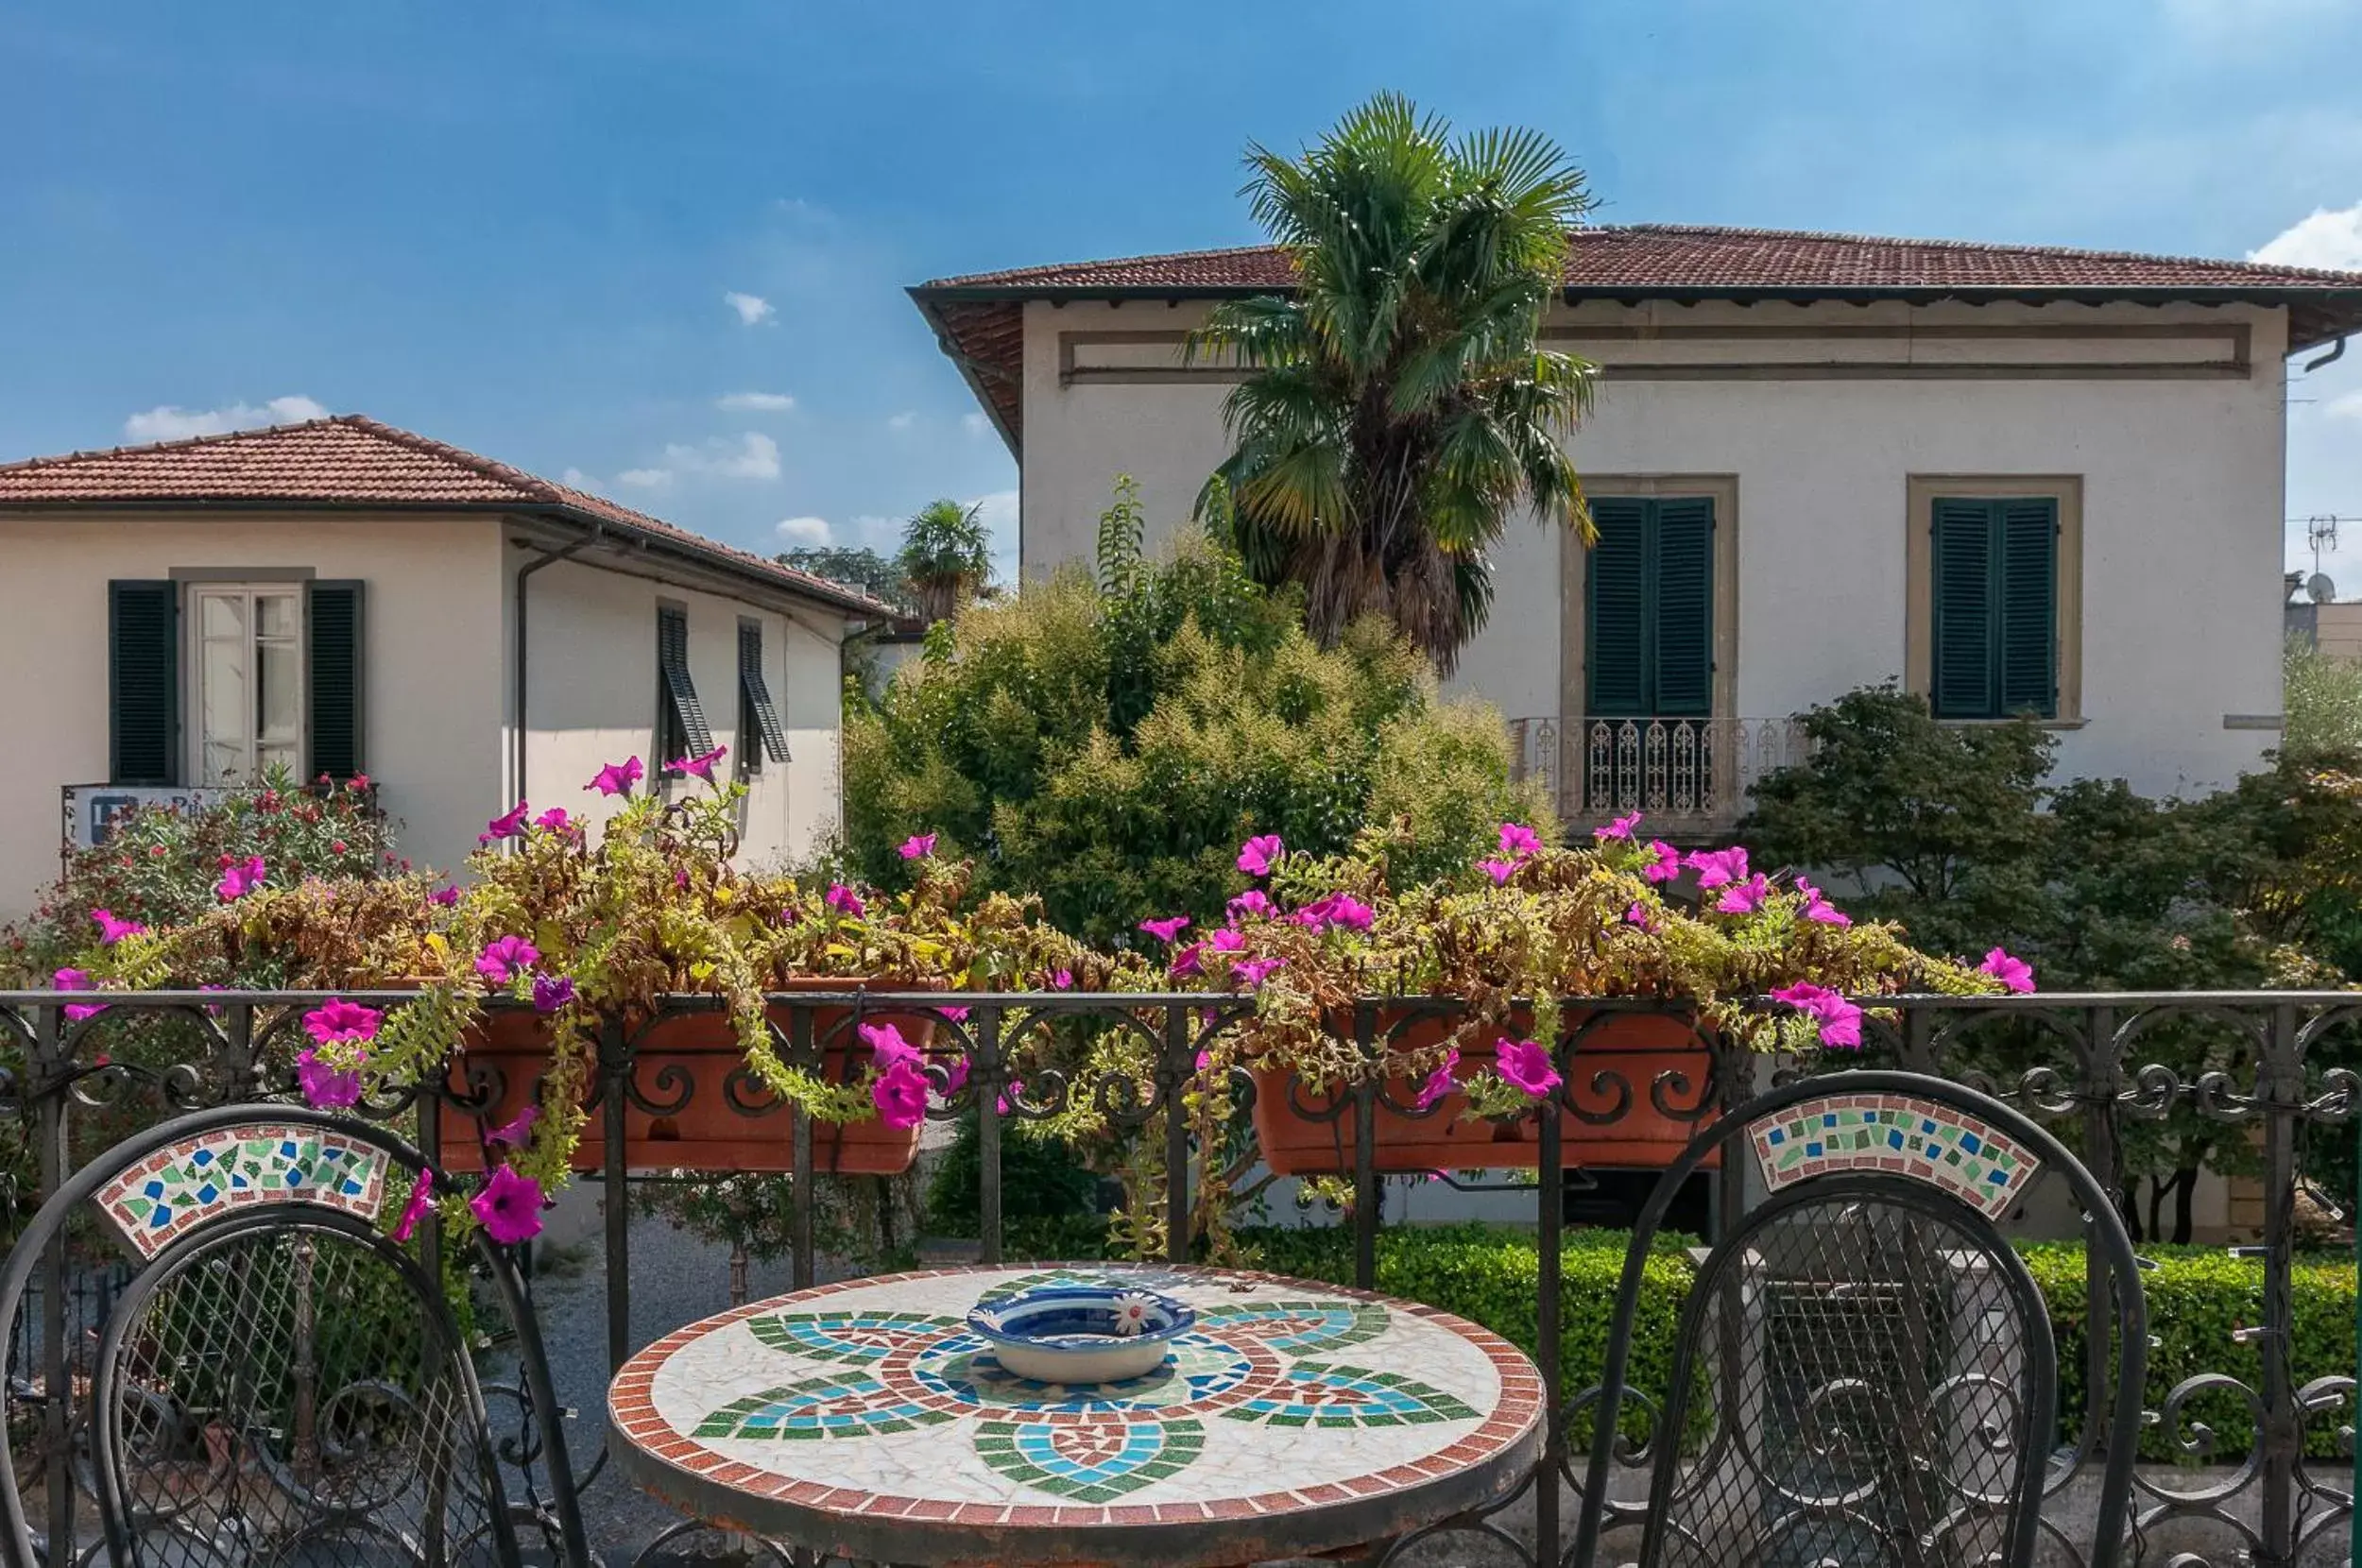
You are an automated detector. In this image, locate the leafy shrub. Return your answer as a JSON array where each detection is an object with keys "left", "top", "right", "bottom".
[
  {"left": 2284, "top": 636, "right": 2362, "bottom": 760},
  {"left": 926, "top": 1111, "right": 1105, "bottom": 1236},
  {"left": 842, "top": 479, "right": 1548, "bottom": 945}
]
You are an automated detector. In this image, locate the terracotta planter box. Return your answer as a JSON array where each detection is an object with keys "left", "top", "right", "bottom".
[
  {"left": 436, "top": 983, "right": 936, "bottom": 1176},
  {"left": 1248, "top": 1007, "right": 1720, "bottom": 1177}
]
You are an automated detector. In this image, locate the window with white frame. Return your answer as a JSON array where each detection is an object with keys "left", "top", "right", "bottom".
[{"left": 190, "top": 583, "right": 304, "bottom": 784}]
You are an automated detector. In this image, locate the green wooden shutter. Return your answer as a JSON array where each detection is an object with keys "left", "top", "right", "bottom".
[
  {"left": 307, "top": 580, "right": 366, "bottom": 780},
  {"left": 1584, "top": 498, "right": 1650, "bottom": 715},
  {"left": 1929, "top": 501, "right": 1996, "bottom": 718},
  {"left": 1996, "top": 500, "right": 2058, "bottom": 718},
  {"left": 658, "top": 605, "right": 714, "bottom": 760},
  {"left": 1652, "top": 497, "right": 1715, "bottom": 717},
  {"left": 109, "top": 580, "right": 180, "bottom": 786},
  {"left": 739, "top": 619, "right": 790, "bottom": 766}
]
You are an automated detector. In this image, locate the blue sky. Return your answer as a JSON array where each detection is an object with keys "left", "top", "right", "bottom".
[{"left": 7, "top": 0, "right": 2362, "bottom": 589}]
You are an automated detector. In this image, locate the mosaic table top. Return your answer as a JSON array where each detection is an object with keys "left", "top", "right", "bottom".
[{"left": 608, "top": 1264, "right": 1543, "bottom": 1567}]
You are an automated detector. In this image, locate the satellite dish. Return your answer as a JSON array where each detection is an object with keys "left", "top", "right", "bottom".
[{"left": 2308, "top": 572, "right": 2338, "bottom": 605}]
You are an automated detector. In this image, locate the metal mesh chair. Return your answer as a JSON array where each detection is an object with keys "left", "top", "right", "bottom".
[
  {"left": 0, "top": 1105, "right": 587, "bottom": 1567},
  {"left": 1569, "top": 1070, "right": 2148, "bottom": 1568}
]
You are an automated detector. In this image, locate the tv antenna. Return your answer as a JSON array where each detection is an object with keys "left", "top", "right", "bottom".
[{"left": 2307, "top": 516, "right": 2344, "bottom": 582}]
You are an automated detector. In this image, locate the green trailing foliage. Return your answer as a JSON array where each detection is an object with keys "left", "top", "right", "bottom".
[{"left": 842, "top": 478, "right": 1549, "bottom": 945}]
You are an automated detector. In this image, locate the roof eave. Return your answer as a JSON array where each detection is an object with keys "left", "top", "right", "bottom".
[
  {"left": 907, "top": 287, "right": 1022, "bottom": 459},
  {"left": 515, "top": 502, "right": 900, "bottom": 618}
]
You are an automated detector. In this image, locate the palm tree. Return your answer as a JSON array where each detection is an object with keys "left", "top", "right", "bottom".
[
  {"left": 897, "top": 499, "right": 993, "bottom": 622},
  {"left": 1189, "top": 93, "right": 1597, "bottom": 673}
]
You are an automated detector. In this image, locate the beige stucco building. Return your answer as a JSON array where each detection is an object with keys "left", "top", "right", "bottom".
[
  {"left": 0, "top": 416, "right": 899, "bottom": 919},
  {"left": 913, "top": 225, "right": 2362, "bottom": 830}
]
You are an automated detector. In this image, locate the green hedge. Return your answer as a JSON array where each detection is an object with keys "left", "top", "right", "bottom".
[{"left": 998, "top": 1221, "right": 2354, "bottom": 1462}]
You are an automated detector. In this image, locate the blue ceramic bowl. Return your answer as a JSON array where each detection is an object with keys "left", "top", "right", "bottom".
[{"left": 966, "top": 1284, "right": 1196, "bottom": 1384}]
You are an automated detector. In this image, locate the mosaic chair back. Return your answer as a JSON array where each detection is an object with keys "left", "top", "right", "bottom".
[
  {"left": 0, "top": 1105, "right": 588, "bottom": 1568},
  {"left": 1569, "top": 1071, "right": 2148, "bottom": 1568}
]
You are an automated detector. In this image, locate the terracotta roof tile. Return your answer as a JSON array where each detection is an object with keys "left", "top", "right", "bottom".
[
  {"left": 912, "top": 224, "right": 2362, "bottom": 452},
  {"left": 921, "top": 223, "right": 2362, "bottom": 295},
  {"left": 0, "top": 415, "right": 903, "bottom": 618}
]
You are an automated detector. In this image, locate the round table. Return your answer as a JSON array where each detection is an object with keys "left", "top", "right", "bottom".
[{"left": 608, "top": 1263, "right": 1544, "bottom": 1567}]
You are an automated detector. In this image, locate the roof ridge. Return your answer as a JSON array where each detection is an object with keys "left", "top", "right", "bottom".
[
  {"left": 924, "top": 242, "right": 1285, "bottom": 289},
  {"left": 322, "top": 414, "right": 559, "bottom": 503}
]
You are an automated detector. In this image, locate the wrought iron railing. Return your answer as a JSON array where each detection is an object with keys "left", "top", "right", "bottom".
[
  {"left": 0, "top": 989, "right": 2355, "bottom": 1566},
  {"left": 1508, "top": 715, "right": 1809, "bottom": 835}
]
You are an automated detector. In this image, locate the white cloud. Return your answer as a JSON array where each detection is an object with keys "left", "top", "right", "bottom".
[
  {"left": 886, "top": 411, "right": 916, "bottom": 432},
  {"left": 962, "top": 411, "right": 990, "bottom": 435},
  {"left": 616, "top": 468, "right": 673, "bottom": 489},
  {"left": 123, "top": 395, "right": 328, "bottom": 442},
  {"left": 2251, "top": 201, "right": 2362, "bottom": 270},
  {"left": 724, "top": 291, "right": 776, "bottom": 326},
  {"left": 2327, "top": 389, "right": 2362, "bottom": 420},
  {"left": 657, "top": 431, "right": 779, "bottom": 480},
  {"left": 775, "top": 516, "right": 832, "bottom": 545},
  {"left": 716, "top": 391, "right": 795, "bottom": 412}
]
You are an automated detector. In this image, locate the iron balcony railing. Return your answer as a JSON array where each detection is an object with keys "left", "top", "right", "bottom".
[
  {"left": 1508, "top": 714, "right": 1809, "bottom": 835},
  {"left": 1, "top": 988, "right": 2355, "bottom": 1567}
]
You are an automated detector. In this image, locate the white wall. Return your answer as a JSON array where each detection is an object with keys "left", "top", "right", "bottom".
[
  {"left": 0, "top": 512, "right": 506, "bottom": 919},
  {"left": 1018, "top": 298, "right": 2289, "bottom": 798},
  {"left": 515, "top": 550, "right": 847, "bottom": 868}
]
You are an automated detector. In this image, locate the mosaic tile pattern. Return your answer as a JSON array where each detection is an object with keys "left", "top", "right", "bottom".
[
  {"left": 609, "top": 1264, "right": 1542, "bottom": 1543},
  {"left": 95, "top": 1122, "right": 390, "bottom": 1258},
  {"left": 1749, "top": 1091, "right": 2040, "bottom": 1219}
]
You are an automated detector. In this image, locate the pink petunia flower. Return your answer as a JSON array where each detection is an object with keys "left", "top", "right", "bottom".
[
  {"left": 940, "top": 1055, "right": 970, "bottom": 1098},
  {"left": 871, "top": 1058, "right": 929, "bottom": 1129},
  {"left": 475, "top": 935, "right": 540, "bottom": 985},
  {"left": 1169, "top": 942, "right": 1205, "bottom": 980},
  {"left": 1139, "top": 914, "right": 1190, "bottom": 943},
  {"left": 1412, "top": 1049, "right": 1461, "bottom": 1112},
  {"left": 585, "top": 757, "right": 644, "bottom": 796},
  {"left": 1051, "top": 969, "right": 1073, "bottom": 990},
  {"left": 480, "top": 802, "right": 532, "bottom": 844},
  {"left": 940, "top": 1004, "right": 969, "bottom": 1023},
  {"left": 997, "top": 1078, "right": 1025, "bottom": 1116},
  {"left": 471, "top": 1165, "right": 545, "bottom": 1246},
  {"left": 1796, "top": 878, "right": 1852, "bottom": 927},
  {"left": 90, "top": 909, "right": 146, "bottom": 945},
  {"left": 53, "top": 967, "right": 105, "bottom": 1021},
  {"left": 1232, "top": 956, "right": 1285, "bottom": 990},
  {"left": 486, "top": 1105, "right": 539, "bottom": 1147},
  {"left": 1226, "top": 890, "right": 1275, "bottom": 922},
  {"left": 533, "top": 807, "right": 573, "bottom": 833},
  {"left": 859, "top": 1021, "right": 920, "bottom": 1065},
  {"left": 1716, "top": 873, "right": 1772, "bottom": 916},
  {"left": 1236, "top": 834, "right": 1285, "bottom": 878},
  {"left": 825, "top": 883, "right": 866, "bottom": 919},
  {"left": 296, "top": 1048, "right": 365, "bottom": 1109},
  {"left": 1480, "top": 858, "right": 1519, "bottom": 886},
  {"left": 667, "top": 746, "right": 728, "bottom": 780},
  {"left": 1593, "top": 810, "right": 1643, "bottom": 842},
  {"left": 1977, "top": 947, "right": 2036, "bottom": 994},
  {"left": 1768, "top": 982, "right": 1866, "bottom": 1048},
  {"left": 302, "top": 998, "right": 383, "bottom": 1046},
  {"left": 428, "top": 884, "right": 460, "bottom": 908},
  {"left": 1498, "top": 822, "right": 1542, "bottom": 859},
  {"left": 1642, "top": 841, "right": 1683, "bottom": 883},
  {"left": 1208, "top": 927, "right": 1247, "bottom": 953},
  {"left": 215, "top": 856, "right": 268, "bottom": 901},
  {"left": 1624, "top": 901, "right": 1658, "bottom": 932},
  {"left": 1686, "top": 846, "right": 1750, "bottom": 890},
  {"left": 1495, "top": 1039, "right": 1562, "bottom": 1099},
  {"left": 530, "top": 975, "right": 575, "bottom": 1014},
  {"left": 392, "top": 1170, "right": 435, "bottom": 1244},
  {"left": 898, "top": 832, "right": 938, "bottom": 861}
]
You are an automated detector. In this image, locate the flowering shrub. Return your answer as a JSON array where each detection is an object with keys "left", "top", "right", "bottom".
[{"left": 1, "top": 771, "right": 396, "bottom": 986}]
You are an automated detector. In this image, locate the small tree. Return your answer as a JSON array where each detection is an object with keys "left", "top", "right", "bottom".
[
  {"left": 778, "top": 545, "right": 910, "bottom": 610},
  {"left": 898, "top": 499, "right": 993, "bottom": 623}
]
